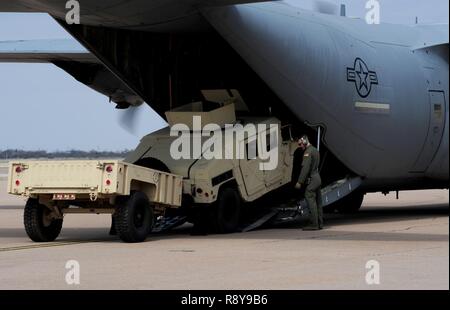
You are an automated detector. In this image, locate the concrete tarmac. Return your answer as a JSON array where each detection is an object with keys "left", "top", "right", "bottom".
[{"left": 0, "top": 179, "right": 448, "bottom": 290}]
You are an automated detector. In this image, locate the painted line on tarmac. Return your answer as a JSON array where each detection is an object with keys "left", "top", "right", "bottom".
[{"left": 0, "top": 239, "right": 113, "bottom": 252}]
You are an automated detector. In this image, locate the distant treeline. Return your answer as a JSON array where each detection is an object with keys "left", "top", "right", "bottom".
[{"left": 0, "top": 149, "right": 131, "bottom": 159}]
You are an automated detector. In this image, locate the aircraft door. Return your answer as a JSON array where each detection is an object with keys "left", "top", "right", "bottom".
[{"left": 411, "top": 91, "right": 446, "bottom": 172}]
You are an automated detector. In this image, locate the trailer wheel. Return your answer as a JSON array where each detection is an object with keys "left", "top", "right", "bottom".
[
  {"left": 334, "top": 191, "right": 365, "bottom": 214},
  {"left": 24, "top": 199, "right": 63, "bottom": 242},
  {"left": 211, "top": 187, "right": 241, "bottom": 234},
  {"left": 114, "top": 191, "right": 154, "bottom": 243}
]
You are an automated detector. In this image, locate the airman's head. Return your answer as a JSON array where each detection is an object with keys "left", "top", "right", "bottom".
[{"left": 298, "top": 135, "right": 310, "bottom": 150}]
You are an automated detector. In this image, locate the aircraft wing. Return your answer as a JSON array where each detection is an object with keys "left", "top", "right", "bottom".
[
  {"left": 0, "top": 0, "right": 275, "bottom": 31},
  {"left": 0, "top": 39, "right": 96, "bottom": 63},
  {"left": 0, "top": 39, "right": 143, "bottom": 107},
  {"left": 0, "top": 1, "right": 277, "bottom": 111},
  {"left": 0, "top": 0, "right": 272, "bottom": 12}
]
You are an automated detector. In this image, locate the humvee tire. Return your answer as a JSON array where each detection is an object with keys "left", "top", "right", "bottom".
[
  {"left": 211, "top": 187, "right": 241, "bottom": 234},
  {"left": 334, "top": 191, "right": 365, "bottom": 214},
  {"left": 115, "top": 191, "right": 154, "bottom": 243},
  {"left": 24, "top": 198, "right": 63, "bottom": 242}
]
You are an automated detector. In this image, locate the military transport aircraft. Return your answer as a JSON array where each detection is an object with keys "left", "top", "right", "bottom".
[{"left": 0, "top": 0, "right": 448, "bottom": 213}]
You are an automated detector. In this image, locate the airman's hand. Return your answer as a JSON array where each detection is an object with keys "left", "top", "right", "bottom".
[{"left": 295, "top": 182, "right": 302, "bottom": 190}]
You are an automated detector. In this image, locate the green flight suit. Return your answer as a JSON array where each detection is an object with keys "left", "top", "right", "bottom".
[{"left": 298, "top": 145, "right": 323, "bottom": 229}]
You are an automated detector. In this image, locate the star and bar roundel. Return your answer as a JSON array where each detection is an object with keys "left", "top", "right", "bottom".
[{"left": 347, "top": 58, "right": 379, "bottom": 98}]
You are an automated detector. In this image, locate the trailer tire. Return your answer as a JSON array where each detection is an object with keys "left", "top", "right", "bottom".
[
  {"left": 24, "top": 199, "right": 63, "bottom": 242},
  {"left": 114, "top": 191, "right": 154, "bottom": 243},
  {"left": 211, "top": 187, "right": 241, "bottom": 234}
]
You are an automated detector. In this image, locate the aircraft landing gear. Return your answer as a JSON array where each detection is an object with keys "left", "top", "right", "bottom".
[{"left": 333, "top": 191, "right": 365, "bottom": 214}]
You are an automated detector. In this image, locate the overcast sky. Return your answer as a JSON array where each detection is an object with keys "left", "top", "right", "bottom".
[{"left": 0, "top": 0, "right": 448, "bottom": 151}]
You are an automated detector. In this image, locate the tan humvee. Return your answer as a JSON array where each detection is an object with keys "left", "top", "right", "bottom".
[{"left": 124, "top": 90, "right": 298, "bottom": 234}]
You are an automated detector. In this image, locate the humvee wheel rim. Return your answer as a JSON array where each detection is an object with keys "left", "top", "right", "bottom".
[
  {"left": 42, "top": 209, "right": 54, "bottom": 227},
  {"left": 133, "top": 204, "right": 146, "bottom": 228},
  {"left": 223, "top": 195, "right": 237, "bottom": 222}
]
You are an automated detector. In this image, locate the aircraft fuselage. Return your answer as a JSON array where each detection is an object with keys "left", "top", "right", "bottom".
[{"left": 204, "top": 3, "right": 449, "bottom": 190}]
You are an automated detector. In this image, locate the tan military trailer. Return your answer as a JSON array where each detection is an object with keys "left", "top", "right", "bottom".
[
  {"left": 8, "top": 90, "right": 299, "bottom": 242},
  {"left": 8, "top": 160, "right": 183, "bottom": 243}
]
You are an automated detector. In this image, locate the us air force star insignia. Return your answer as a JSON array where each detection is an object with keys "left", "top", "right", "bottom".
[{"left": 347, "top": 58, "right": 379, "bottom": 98}]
